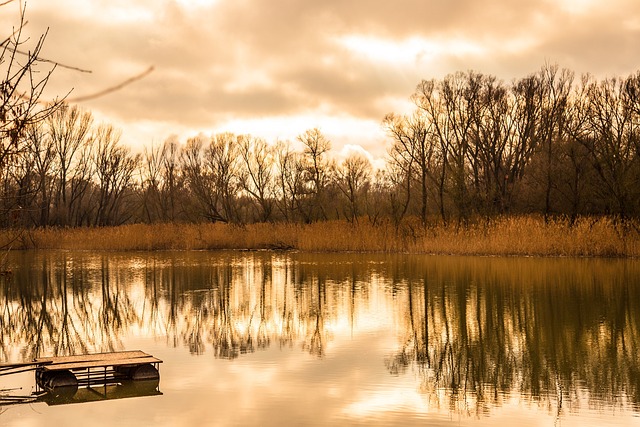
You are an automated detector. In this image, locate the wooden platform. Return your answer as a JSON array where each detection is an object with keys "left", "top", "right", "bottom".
[
  {"left": 35, "top": 350, "right": 162, "bottom": 372},
  {"left": 33, "top": 350, "right": 162, "bottom": 391}
]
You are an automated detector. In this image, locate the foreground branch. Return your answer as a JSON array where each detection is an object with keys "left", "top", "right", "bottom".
[{"left": 67, "top": 66, "right": 155, "bottom": 102}]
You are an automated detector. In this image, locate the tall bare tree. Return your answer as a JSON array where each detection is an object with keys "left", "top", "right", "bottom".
[
  {"left": 0, "top": 2, "right": 62, "bottom": 229},
  {"left": 141, "top": 137, "right": 183, "bottom": 222},
  {"left": 576, "top": 76, "right": 640, "bottom": 218},
  {"left": 25, "top": 122, "right": 56, "bottom": 225},
  {"left": 91, "top": 124, "right": 139, "bottom": 226},
  {"left": 414, "top": 73, "right": 483, "bottom": 222},
  {"left": 298, "top": 128, "right": 332, "bottom": 221},
  {"left": 181, "top": 133, "right": 241, "bottom": 223},
  {"left": 383, "top": 111, "right": 434, "bottom": 226},
  {"left": 334, "top": 152, "right": 372, "bottom": 223},
  {"left": 47, "top": 104, "right": 93, "bottom": 224},
  {"left": 536, "top": 65, "right": 574, "bottom": 221},
  {"left": 274, "top": 140, "right": 305, "bottom": 222},
  {"left": 238, "top": 135, "right": 275, "bottom": 222}
]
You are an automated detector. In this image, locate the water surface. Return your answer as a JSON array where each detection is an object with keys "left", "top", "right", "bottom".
[{"left": 1, "top": 251, "right": 639, "bottom": 426}]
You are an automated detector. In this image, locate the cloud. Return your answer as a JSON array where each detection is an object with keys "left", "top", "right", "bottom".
[{"left": 5, "top": 0, "right": 640, "bottom": 160}]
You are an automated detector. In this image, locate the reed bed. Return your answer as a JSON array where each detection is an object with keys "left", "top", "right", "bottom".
[{"left": 1, "top": 216, "right": 638, "bottom": 257}]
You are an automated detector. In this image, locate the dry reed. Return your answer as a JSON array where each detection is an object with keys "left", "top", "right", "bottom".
[{"left": 1, "top": 216, "right": 638, "bottom": 257}]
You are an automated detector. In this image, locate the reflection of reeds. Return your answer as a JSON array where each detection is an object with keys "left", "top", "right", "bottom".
[{"left": 2, "top": 215, "right": 638, "bottom": 256}]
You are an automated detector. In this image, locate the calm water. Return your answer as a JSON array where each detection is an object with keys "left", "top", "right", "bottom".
[{"left": 0, "top": 251, "right": 639, "bottom": 426}]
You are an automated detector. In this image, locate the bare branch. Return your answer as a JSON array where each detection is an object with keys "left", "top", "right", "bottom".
[
  {"left": 67, "top": 66, "right": 154, "bottom": 102},
  {"left": 14, "top": 49, "right": 92, "bottom": 73}
]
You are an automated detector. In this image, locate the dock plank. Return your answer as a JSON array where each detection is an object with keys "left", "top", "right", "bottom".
[
  {"left": 0, "top": 360, "right": 52, "bottom": 370},
  {"left": 41, "top": 356, "right": 162, "bottom": 372},
  {"left": 35, "top": 350, "right": 150, "bottom": 365}
]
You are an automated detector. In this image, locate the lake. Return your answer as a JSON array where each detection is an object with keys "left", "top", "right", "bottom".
[{"left": 1, "top": 250, "right": 639, "bottom": 426}]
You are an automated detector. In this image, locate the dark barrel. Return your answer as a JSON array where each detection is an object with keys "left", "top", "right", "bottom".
[
  {"left": 114, "top": 363, "right": 160, "bottom": 381},
  {"left": 36, "top": 369, "right": 79, "bottom": 398}
]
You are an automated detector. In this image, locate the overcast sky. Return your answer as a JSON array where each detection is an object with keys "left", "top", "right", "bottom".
[{"left": 5, "top": 0, "right": 640, "bottom": 161}]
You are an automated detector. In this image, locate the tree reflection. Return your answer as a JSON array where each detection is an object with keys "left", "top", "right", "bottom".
[
  {"left": 388, "top": 257, "right": 640, "bottom": 415},
  {"left": 209, "top": 264, "right": 250, "bottom": 359},
  {"left": 0, "top": 253, "right": 134, "bottom": 360},
  {"left": 301, "top": 274, "right": 326, "bottom": 358},
  {"left": 0, "top": 252, "right": 639, "bottom": 416}
]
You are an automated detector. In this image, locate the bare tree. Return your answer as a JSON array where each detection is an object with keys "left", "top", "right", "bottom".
[
  {"left": 536, "top": 65, "right": 574, "bottom": 221},
  {"left": 414, "top": 73, "right": 483, "bottom": 223},
  {"left": 141, "top": 137, "right": 183, "bottom": 222},
  {"left": 47, "top": 104, "right": 93, "bottom": 224},
  {"left": 468, "top": 72, "right": 544, "bottom": 215},
  {"left": 334, "top": 152, "right": 372, "bottom": 223},
  {"left": 0, "top": 4, "right": 60, "bottom": 166},
  {"left": 25, "top": 122, "right": 56, "bottom": 225},
  {"left": 206, "top": 133, "right": 241, "bottom": 223},
  {"left": 238, "top": 135, "right": 275, "bottom": 222},
  {"left": 141, "top": 141, "right": 164, "bottom": 222},
  {"left": 298, "top": 128, "right": 332, "bottom": 221},
  {"left": 274, "top": 140, "right": 305, "bottom": 222},
  {"left": 67, "top": 137, "right": 94, "bottom": 226},
  {"left": 0, "top": 2, "right": 62, "bottom": 231},
  {"left": 161, "top": 137, "right": 182, "bottom": 221},
  {"left": 91, "top": 124, "right": 140, "bottom": 226},
  {"left": 181, "top": 136, "right": 211, "bottom": 221},
  {"left": 472, "top": 75, "right": 515, "bottom": 214},
  {"left": 574, "top": 76, "right": 640, "bottom": 218},
  {"left": 384, "top": 145, "right": 413, "bottom": 226},
  {"left": 624, "top": 72, "right": 640, "bottom": 167},
  {"left": 181, "top": 133, "right": 241, "bottom": 223},
  {"left": 383, "top": 110, "right": 435, "bottom": 226}
]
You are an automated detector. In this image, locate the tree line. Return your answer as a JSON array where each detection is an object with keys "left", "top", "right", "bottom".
[
  {"left": 1, "top": 114, "right": 381, "bottom": 227},
  {"left": 2, "top": 64, "right": 640, "bottom": 227},
  {"left": 386, "top": 65, "right": 640, "bottom": 225}
]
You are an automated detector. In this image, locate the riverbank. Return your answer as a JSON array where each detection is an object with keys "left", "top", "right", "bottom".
[{"left": 1, "top": 216, "right": 638, "bottom": 257}]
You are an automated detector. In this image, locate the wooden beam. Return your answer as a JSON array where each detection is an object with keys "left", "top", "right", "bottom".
[
  {"left": 35, "top": 350, "right": 151, "bottom": 365},
  {"left": 41, "top": 356, "right": 162, "bottom": 372},
  {"left": 0, "top": 361, "right": 47, "bottom": 369}
]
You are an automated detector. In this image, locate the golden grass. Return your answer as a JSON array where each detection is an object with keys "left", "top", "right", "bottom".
[{"left": 1, "top": 216, "right": 638, "bottom": 257}]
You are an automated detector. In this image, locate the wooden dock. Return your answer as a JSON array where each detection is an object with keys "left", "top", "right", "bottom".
[
  {"left": 1, "top": 350, "right": 162, "bottom": 406},
  {"left": 33, "top": 350, "right": 162, "bottom": 391}
]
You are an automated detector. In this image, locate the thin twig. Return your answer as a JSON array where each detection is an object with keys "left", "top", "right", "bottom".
[
  {"left": 67, "top": 66, "right": 155, "bottom": 102},
  {"left": 14, "top": 48, "right": 92, "bottom": 73}
]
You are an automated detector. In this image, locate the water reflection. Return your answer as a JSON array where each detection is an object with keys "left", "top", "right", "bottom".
[
  {"left": 386, "top": 257, "right": 640, "bottom": 418},
  {"left": 39, "top": 379, "right": 162, "bottom": 406},
  {"left": 1, "top": 251, "right": 639, "bottom": 420}
]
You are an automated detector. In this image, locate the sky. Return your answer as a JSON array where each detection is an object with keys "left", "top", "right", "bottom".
[{"left": 4, "top": 0, "right": 640, "bottom": 162}]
